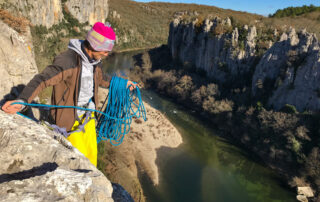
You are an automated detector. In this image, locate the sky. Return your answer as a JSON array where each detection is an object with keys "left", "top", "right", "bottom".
[{"left": 133, "top": 0, "right": 320, "bottom": 16}]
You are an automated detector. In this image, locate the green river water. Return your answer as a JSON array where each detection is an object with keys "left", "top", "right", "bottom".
[{"left": 103, "top": 50, "right": 297, "bottom": 202}]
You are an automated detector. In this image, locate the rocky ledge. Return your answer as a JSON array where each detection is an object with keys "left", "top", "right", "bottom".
[{"left": 0, "top": 110, "right": 115, "bottom": 202}]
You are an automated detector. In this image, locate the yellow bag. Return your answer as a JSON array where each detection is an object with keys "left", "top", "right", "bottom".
[{"left": 67, "top": 112, "right": 97, "bottom": 167}]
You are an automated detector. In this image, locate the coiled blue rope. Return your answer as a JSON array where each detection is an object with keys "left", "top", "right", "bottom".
[
  {"left": 13, "top": 76, "right": 147, "bottom": 146},
  {"left": 96, "top": 76, "right": 146, "bottom": 145}
]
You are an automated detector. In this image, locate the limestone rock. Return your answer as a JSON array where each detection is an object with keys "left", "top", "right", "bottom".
[
  {"left": 168, "top": 18, "right": 257, "bottom": 82},
  {"left": 297, "top": 194, "right": 308, "bottom": 202},
  {"left": 1, "top": 0, "right": 63, "bottom": 28},
  {"left": 298, "top": 187, "right": 314, "bottom": 198},
  {"left": 0, "top": 0, "right": 109, "bottom": 28},
  {"left": 0, "top": 111, "right": 113, "bottom": 202},
  {"left": 0, "top": 20, "right": 38, "bottom": 100},
  {"left": 252, "top": 28, "right": 320, "bottom": 111},
  {"left": 66, "top": 0, "right": 109, "bottom": 25}
]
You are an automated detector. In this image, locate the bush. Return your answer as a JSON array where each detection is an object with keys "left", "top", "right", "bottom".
[
  {"left": 191, "top": 85, "right": 206, "bottom": 106},
  {"left": 280, "top": 104, "right": 298, "bottom": 114},
  {"left": 257, "top": 110, "right": 299, "bottom": 133},
  {"left": 173, "top": 75, "right": 194, "bottom": 101},
  {"left": 211, "top": 23, "right": 233, "bottom": 36},
  {"left": 156, "top": 70, "right": 178, "bottom": 94},
  {"left": 202, "top": 97, "right": 233, "bottom": 114},
  {"left": 270, "top": 4, "right": 320, "bottom": 18},
  {"left": 0, "top": 9, "right": 30, "bottom": 33}
]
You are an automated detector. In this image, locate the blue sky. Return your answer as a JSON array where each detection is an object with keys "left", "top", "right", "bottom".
[{"left": 133, "top": 0, "right": 320, "bottom": 16}]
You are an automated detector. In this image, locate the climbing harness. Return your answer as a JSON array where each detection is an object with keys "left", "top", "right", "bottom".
[{"left": 13, "top": 76, "right": 147, "bottom": 146}]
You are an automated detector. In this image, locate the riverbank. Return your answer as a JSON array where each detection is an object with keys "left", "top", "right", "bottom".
[{"left": 97, "top": 88, "right": 183, "bottom": 202}]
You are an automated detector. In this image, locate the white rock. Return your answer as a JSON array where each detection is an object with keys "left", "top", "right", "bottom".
[{"left": 298, "top": 187, "right": 314, "bottom": 198}]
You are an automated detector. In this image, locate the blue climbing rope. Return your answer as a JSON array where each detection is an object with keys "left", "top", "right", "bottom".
[
  {"left": 96, "top": 76, "right": 147, "bottom": 145},
  {"left": 13, "top": 76, "right": 147, "bottom": 146}
]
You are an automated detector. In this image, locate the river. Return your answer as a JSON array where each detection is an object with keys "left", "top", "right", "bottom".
[{"left": 102, "top": 50, "right": 297, "bottom": 202}]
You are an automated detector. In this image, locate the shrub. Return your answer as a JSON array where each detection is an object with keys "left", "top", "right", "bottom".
[
  {"left": 173, "top": 75, "right": 194, "bottom": 100},
  {"left": 156, "top": 70, "right": 177, "bottom": 94},
  {"left": 191, "top": 85, "right": 207, "bottom": 106},
  {"left": 288, "top": 136, "right": 301, "bottom": 154},
  {"left": 211, "top": 23, "right": 233, "bottom": 36},
  {"left": 280, "top": 104, "right": 298, "bottom": 114},
  {"left": 202, "top": 97, "right": 233, "bottom": 114},
  {"left": 270, "top": 4, "right": 320, "bottom": 18},
  {"left": 0, "top": 9, "right": 30, "bottom": 33},
  {"left": 194, "top": 16, "right": 204, "bottom": 34},
  {"left": 206, "top": 83, "right": 220, "bottom": 97},
  {"left": 257, "top": 110, "right": 299, "bottom": 133}
]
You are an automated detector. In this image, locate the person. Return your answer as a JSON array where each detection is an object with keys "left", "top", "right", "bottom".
[{"left": 1, "top": 22, "right": 138, "bottom": 167}]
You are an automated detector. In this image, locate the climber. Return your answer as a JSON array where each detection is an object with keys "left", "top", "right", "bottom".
[{"left": 1, "top": 22, "right": 138, "bottom": 167}]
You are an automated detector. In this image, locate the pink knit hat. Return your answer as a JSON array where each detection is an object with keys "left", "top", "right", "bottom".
[{"left": 86, "top": 22, "right": 116, "bottom": 52}]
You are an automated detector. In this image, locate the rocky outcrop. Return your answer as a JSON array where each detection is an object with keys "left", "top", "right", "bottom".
[
  {"left": 97, "top": 88, "right": 183, "bottom": 201},
  {"left": 0, "top": 0, "right": 109, "bottom": 27},
  {"left": 168, "top": 16, "right": 258, "bottom": 82},
  {"left": 252, "top": 28, "right": 320, "bottom": 111},
  {"left": 0, "top": 0, "right": 63, "bottom": 27},
  {"left": 0, "top": 20, "right": 38, "bottom": 99},
  {"left": 66, "top": 0, "right": 109, "bottom": 25},
  {"left": 0, "top": 111, "right": 114, "bottom": 201},
  {"left": 169, "top": 16, "right": 320, "bottom": 112}
]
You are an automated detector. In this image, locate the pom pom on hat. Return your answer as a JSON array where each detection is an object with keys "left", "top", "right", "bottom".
[{"left": 86, "top": 22, "right": 116, "bottom": 52}]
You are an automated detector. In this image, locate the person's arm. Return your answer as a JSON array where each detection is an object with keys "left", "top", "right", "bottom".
[{"left": 2, "top": 51, "right": 75, "bottom": 114}]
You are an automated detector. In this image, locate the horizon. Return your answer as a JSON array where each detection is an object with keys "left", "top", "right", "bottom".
[{"left": 132, "top": 0, "right": 320, "bottom": 16}]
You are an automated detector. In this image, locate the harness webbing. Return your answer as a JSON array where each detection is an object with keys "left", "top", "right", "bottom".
[{"left": 13, "top": 76, "right": 147, "bottom": 146}]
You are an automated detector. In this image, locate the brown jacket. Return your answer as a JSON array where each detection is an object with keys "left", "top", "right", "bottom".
[{"left": 18, "top": 49, "right": 110, "bottom": 131}]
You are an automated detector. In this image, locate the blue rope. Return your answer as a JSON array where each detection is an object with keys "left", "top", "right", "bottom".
[{"left": 13, "top": 76, "right": 147, "bottom": 146}]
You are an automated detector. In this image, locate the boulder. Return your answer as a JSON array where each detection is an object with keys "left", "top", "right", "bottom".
[{"left": 0, "top": 111, "right": 114, "bottom": 201}]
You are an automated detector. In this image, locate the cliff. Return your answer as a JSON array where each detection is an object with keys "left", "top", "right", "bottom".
[
  {"left": 0, "top": 111, "right": 114, "bottom": 201},
  {"left": 0, "top": 18, "right": 38, "bottom": 102},
  {"left": 0, "top": 0, "right": 109, "bottom": 27},
  {"left": 252, "top": 28, "right": 320, "bottom": 112},
  {"left": 168, "top": 16, "right": 259, "bottom": 82},
  {"left": 168, "top": 16, "right": 320, "bottom": 112}
]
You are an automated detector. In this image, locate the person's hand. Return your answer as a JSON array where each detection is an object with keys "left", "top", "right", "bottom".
[
  {"left": 1, "top": 100, "right": 23, "bottom": 114},
  {"left": 127, "top": 80, "right": 140, "bottom": 91}
]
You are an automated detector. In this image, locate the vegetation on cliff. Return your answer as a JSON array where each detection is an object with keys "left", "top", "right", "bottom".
[{"left": 270, "top": 4, "right": 320, "bottom": 18}]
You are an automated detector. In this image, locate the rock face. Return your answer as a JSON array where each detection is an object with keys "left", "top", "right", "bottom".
[
  {"left": 0, "top": 0, "right": 63, "bottom": 27},
  {"left": 66, "top": 0, "right": 109, "bottom": 25},
  {"left": 0, "top": 20, "right": 38, "bottom": 99},
  {"left": 0, "top": 0, "right": 109, "bottom": 27},
  {"left": 168, "top": 17, "right": 258, "bottom": 82},
  {"left": 252, "top": 28, "right": 320, "bottom": 112},
  {"left": 169, "top": 16, "right": 320, "bottom": 112},
  {"left": 0, "top": 111, "right": 114, "bottom": 202}
]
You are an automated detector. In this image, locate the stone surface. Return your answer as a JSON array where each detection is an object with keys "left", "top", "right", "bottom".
[
  {"left": 297, "top": 194, "right": 308, "bottom": 202},
  {"left": 0, "top": 0, "right": 109, "bottom": 27},
  {"left": 0, "top": 111, "right": 114, "bottom": 202},
  {"left": 168, "top": 17, "right": 257, "bottom": 82},
  {"left": 252, "top": 28, "right": 320, "bottom": 112},
  {"left": 66, "top": 0, "right": 109, "bottom": 25},
  {"left": 169, "top": 17, "right": 320, "bottom": 112},
  {"left": 0, "top": 20, "right": 38, "bottom": 100},
  {"left": 298, "top": 187, "right": 314, "bottom": 198},
  {"left": 0, "top": 0, "right": 63, "bottom": 28}
]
